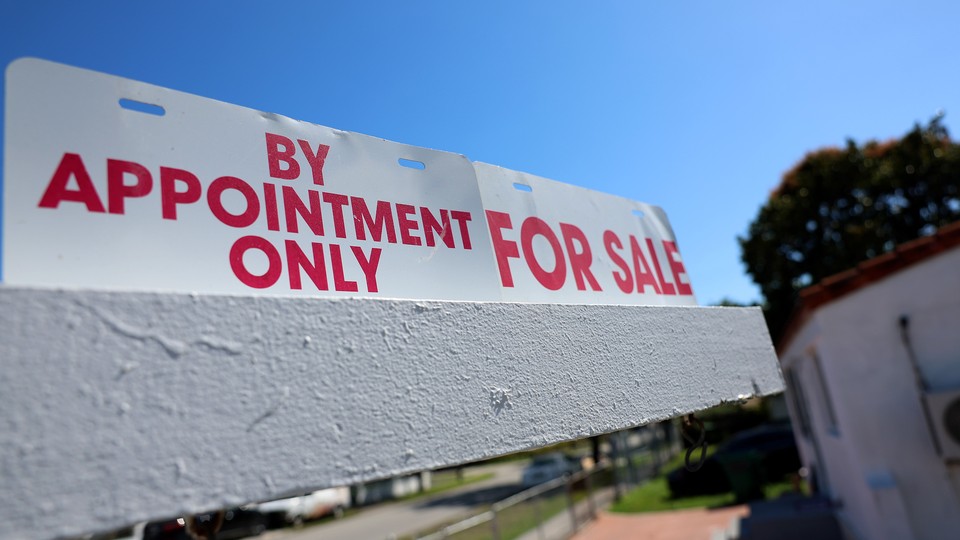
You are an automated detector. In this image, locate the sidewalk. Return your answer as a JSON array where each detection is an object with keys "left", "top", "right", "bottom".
[{"left": 571, "top": 506, "right": 748, "bottom": 540}]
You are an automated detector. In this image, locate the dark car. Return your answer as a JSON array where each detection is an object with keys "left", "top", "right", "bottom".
[
  {"left": 521, "top": 453, "right": 580, "bottom": 487},
  {"left": 667, "top": 424, "right": 801, "bottom": 498},
  {"left": 143, "top": 507, "right": 266, "bottom": 540}
]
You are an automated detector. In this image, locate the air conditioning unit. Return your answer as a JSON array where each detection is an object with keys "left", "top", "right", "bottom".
[{"left": 925, "top": 390, "right": 960, "bottom": 460}]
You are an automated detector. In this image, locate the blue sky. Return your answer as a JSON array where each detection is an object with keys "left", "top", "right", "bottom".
[{"left": 3, "top": 1, "right": 959, "bottom": 304}]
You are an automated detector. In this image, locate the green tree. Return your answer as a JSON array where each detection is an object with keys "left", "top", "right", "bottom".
[{"left": 740, "top": 115, "right": 960, "bottom": 342}]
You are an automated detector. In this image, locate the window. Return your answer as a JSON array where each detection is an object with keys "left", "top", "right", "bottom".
[
  {"left": 785, "top": 367, "right": 813, "bottom": 439},
  {"left": 811, "top": 352, "right": 841, "bottom": 435}
]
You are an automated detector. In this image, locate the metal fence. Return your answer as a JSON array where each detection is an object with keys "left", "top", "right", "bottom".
[
  {"left": 413, "top": 423, "right": 681, "bottom": 540},
  {"left": 413, "top": 467, "right": 602, "bottom": 540}
]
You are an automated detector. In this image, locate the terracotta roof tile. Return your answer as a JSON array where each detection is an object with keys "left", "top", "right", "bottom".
[{"left": 778, "top": 220, "right": 960, "bottom": 353}]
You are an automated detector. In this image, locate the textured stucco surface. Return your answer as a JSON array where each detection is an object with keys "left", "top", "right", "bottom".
[
  {"left": 0, "top": 287, "right": 781, "bottom": 539},
  {"left": 780, "top": 246, "right": 960, "bottom": 540}
]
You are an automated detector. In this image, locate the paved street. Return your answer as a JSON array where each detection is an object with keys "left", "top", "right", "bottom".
[{"left": 262, "top": 461, "right": 525, "bottom": 540}]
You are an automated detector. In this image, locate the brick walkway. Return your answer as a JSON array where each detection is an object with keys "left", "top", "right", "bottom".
[{"left": 572, "top": 506, "right": 749, "bottom": 540}]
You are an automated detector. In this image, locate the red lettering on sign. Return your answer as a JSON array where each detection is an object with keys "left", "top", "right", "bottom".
[
  {"left": 451, "top": 211, "right": 473, "bottom": 250},
  {"left": 265, "top": 133, "right": 300, "bottom": 180},
  {"left": 233, "top": 238, "right": 382, "bottom": 293},
  {"left": 107, "top": 159, "right": 152, "bottom": 215},
  {"left": 486, "top": 210, "right": 520, "bottom": 287},
  {"left": 488, "top": 213, "right": 607, "bottom": 293},
  {"left": 353, "top": 246, "right": 382, "bottom": 293},
  {"left": 160, "top": 167, "right": 201, "bottom": 220},
  {"left": 35, "top": 149, "right": 497, "bottom": 298},
  {"left": 230, "top": 235, "right": 282, "bottom": 289},
  {"left": 559, "top": 223, "right": 601, "bottom": 291},
  {"left": 262, "top": 183, "right": 280, "bottom": 231},
  {"left": 629, "top": 236, "right": 662, "bottom": 295},
  {"left": 322, "top": 192, "right": 349, "bottom": 238},
  {"left": 352, "top": 197, "right": 397, "bottom": 243},
  {"left": 283, "top": 186, "right": 324, "bottom": 235},
  {"left": 603, "top": 231, "right": 633, "bottom": 294},
  {"left": 329, "top": 244, "right": 358, "bottom": 292},
  {"left": 286, "top": 240, "right": 328, "bottom": 290},
  {"left": 207, "top": 176, "right": 260, "bottom": 228},
  {"left": 663, "top": 240, "right": 693, "bottom": 296},
  {"left": 520, "top": 217, "right": 566, "bottom": 291},
  {"left": 38, "top": 153, "right": 105, "bottom": 212},
  {"left": 645, "top": 238, "right": 675, "bottom": 295},
  {"left": 396, "top": 204, "right": 421, "bottom": 246},
  {"left": 297, "top": 139, "right": 330, "bottom": 186},
  {"left": 421, "top": 207, "right": 454, "bottom": 248},
  {"left": 265, "top": 133, "right": 330, "bottom": 186},
  {"left": 604, "top": 231, "right": 687, "bottom": 297}
]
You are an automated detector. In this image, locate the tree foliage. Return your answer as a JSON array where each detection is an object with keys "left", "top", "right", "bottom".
[{"left": 740, "top": 115, "right": 960, "bottom": 342}]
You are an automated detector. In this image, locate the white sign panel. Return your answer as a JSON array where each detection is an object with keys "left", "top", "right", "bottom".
[
  {"left": 4, "top": 58, "right": 500, "bottom": 301},
  {"left": 3, "top": 58, "right": 696, "bottom": 305},
  {"left": 476, "top": 163, "right": 695, "bottom": 305}
]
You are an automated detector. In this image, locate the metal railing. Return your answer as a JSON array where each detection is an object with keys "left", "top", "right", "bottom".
[
  {"left": 413, "top": 424, "right": 681, "bottom": 540},
  {"left": 414, "top": 467, "right": 602, "bottom": 540}
]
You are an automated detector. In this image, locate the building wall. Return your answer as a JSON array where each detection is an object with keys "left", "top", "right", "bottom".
[
  {"left": 781, "top": 246, "right": 960, "bottom": 540},
  {"left": 351, "top": 473, "right": 425, "bottom": 506},
  {"left": 782, "top": 317, "right": 882, "bottom": 540}
]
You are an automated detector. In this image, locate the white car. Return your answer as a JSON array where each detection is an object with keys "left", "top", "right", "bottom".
[
  {"left": 255, "top": 486, "right": 351, "bottom": 528},
  {"left": 521, "top": 453, "right": 580, "bottom": 487}
]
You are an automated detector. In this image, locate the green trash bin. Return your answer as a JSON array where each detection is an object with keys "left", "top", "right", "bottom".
[{"left": 715, "top": 450, "right": 766, "bottom": 503}]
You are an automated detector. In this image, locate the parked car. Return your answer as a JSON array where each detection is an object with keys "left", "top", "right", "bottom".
[
  {"left": 667, "top": 424, "right": 801, "bottom": 498},
  {"left": 254, "top": 486, "right": 351, "bottom": 529},
  {"left": 521, "top": 453, "right": 580, "bottom": 487},
  {"left": 142, "top": 507, "right": 266, "bottom": 540}
]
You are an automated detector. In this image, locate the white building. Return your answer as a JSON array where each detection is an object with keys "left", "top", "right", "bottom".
[{"left": 779, "top": 221, "right": 960, "bottom": 540}]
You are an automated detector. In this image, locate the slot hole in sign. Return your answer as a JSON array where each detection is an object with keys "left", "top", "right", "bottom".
[
  {"left": 119, "top": 98, "right": 165, "bottom": 116},
  {"left": 632, "top": 209, "right": 645, "bottom": 219},
  {"left": 513, "top": 183, "right": 533, "bottom": 193},
  {"left": 398, "top": 158, "right": 426, "bottom": 170}
]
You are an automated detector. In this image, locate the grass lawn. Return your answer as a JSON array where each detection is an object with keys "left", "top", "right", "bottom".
[
  {"left": 610, "top": 477, "right": 798, "bottom": 513},
  {"left": 611, "top": 445, "right": 802, "bottom": 513},
  {"left": 611, "top": 476, "right": 736, "bottom": 513}
]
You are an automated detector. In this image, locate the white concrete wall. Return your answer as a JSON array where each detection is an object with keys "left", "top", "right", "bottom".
[
  {"left": 780, "top": 314, "right": 824, "bottom": 486},
  {"left": 783, "top": 335, "right": 885, "bottom": 540},
  {"left": 781, "top": 246, "right": 960, "bottom": 540},
  {"left": 0, "top": 287, "right": 781, "bottom": 539}
]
